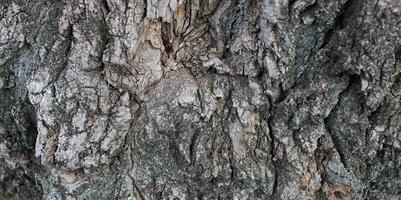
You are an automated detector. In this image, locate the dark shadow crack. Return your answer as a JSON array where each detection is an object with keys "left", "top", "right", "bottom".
[{"left": 319, "top": 0, "right": 355, "bottom": 49}]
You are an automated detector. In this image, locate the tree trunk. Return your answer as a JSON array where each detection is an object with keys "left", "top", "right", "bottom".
[{"left": 1, "top": 0, "right": 400, "bottom": 199}]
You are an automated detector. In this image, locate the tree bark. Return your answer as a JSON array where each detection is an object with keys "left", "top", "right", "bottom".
[{"left": 0, "top": 0, "right": 400, "bottom": 199}]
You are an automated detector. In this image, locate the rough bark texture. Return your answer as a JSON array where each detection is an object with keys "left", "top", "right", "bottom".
[{"left": 0, "top": 0, "right": 400, "bottom": 199}]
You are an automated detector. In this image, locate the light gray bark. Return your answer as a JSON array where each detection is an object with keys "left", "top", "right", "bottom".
[{"left": 0, "top": 0, "right": 400, "bottom": 199}]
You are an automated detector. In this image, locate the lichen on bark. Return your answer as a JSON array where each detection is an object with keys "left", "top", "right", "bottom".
[{"left": 0, "top": 0, "right": 400, "bottom": 199}]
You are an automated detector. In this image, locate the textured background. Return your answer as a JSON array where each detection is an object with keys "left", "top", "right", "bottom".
[{"left": 0, "top": 0, "right": 400, "bottom": 199}]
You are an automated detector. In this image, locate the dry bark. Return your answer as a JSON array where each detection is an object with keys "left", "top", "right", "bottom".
[{"left": 0, "top": 0, "right": 400, "bottom": 199}]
